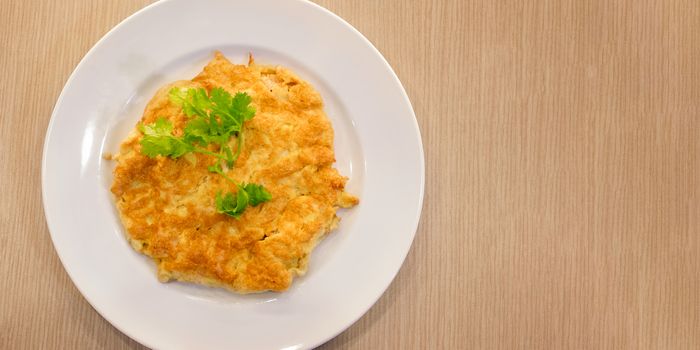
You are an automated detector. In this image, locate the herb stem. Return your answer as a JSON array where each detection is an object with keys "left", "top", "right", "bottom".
[
  {"left": 232, "top": 131, "right": 244, "bottom": 165},
  {"left": 209, "top": 163, "right": 238, "bottom": 185},
  {"left": 220, "top": 172, "right": 238, "bottom": 185},
  {"left": 193, "top": 147, "right": 228, "bottom": 160}
]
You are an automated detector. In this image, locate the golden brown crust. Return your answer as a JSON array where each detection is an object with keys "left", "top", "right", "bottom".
[{"left": 111, "top": 52, "right": 358, "bottom": 293}]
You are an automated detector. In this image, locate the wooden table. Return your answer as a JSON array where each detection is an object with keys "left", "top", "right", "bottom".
[{"left": 2, "top": 0, "right": 698, "bottom": 348}]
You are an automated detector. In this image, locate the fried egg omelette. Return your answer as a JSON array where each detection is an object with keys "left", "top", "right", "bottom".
[{"left": 110, "top": 52, "right": 358, "bottom": 293}]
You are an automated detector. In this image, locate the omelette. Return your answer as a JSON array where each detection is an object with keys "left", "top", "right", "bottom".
[{"left": 110, "top": 52, "right": 358, "bottom": 293}]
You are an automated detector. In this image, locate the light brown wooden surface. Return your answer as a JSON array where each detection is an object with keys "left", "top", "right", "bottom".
[{"left": 1, "top": 0, "right": 699, "bottom": 348}]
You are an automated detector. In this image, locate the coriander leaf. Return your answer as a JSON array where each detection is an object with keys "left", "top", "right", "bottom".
[
  {"left": 140, "top": 135, "right": 190, "bottom": 158},
  {"left": 209, "top": 87, "right": 233, "bottom": 118},
  {"left": 169, "top": 87, "right": 210, "bottom": 118},
  {"left": 231, "top": 92, "right": 256, "bottom": 121},
  {"left": 209, "top": 88, "right": 256, "bottom": 132},
  {"left": 191, "top": 88, "right": 211, "bottom": 113},
  {"left": 215, "top": 189, "right": 249, "bottom": 219},
  {"left": 209, "top": 87, "right": 230, "bottom": 102},
  {"left": 183, "top": 116, "right": 211, "bottom": 145},
  {"left": 235, "top": 187, "right": 249, "bottom": 211},
  {"left": 242, "top": 183, "right": 272, "bottom": 206},
  {"left": 139, "top": 116, "right": 173, "bottom": 135},
  {"left": 139, "top": 117, "right": 192, "bottom": 158},
  {"left": 167, "top": 87, "right": 187, "bottom": 105},
  {"left": 208, "top": 109, "right": 225, "bottom": 136},
  {"left": 210, "top": 88, "right": 242, "bottom": 132},
  {"left": 170, "top": 87, "right": 256, "bottom": 149}
]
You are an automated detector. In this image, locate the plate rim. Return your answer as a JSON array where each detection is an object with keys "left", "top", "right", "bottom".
[{"left": 41, "top": 0, "right": 425, "bottom": 348}]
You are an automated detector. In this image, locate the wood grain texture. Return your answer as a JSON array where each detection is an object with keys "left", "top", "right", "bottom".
[{"left": 1, "top": 0, "right": 698, "bottom": 349}]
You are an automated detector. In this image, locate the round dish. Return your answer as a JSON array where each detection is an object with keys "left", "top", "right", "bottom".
[{"left": 42, "top": 0, "right": 424, "bottom": 349}]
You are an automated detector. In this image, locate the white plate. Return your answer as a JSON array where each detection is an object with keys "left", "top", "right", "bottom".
[{"left": 42, "top": 0, "right": 424, "bottom": 349}]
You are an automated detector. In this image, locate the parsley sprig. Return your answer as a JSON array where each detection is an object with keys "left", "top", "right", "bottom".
[{"left": 138, "top": 87, "right": 271, "bottom": 218}]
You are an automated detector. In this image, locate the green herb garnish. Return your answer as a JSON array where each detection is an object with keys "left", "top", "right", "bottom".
[
  {"left": 215, "top": 183, "right": 272, "bottom": 219},
  {"left": 138, "top": 87, "right": 270, "bottom": 218}
]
